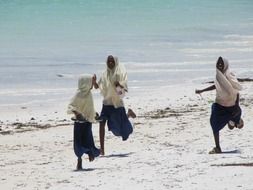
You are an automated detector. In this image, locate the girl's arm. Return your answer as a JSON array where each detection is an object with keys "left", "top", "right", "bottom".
[{"left": 195, "top": 85, "right": 215, "bottom": 94}]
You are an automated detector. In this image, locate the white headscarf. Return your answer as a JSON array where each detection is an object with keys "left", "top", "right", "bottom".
[
  {"left": 67, "top": 74, "right": 96, "bottom": 122},
  {"left": 215, "top": 57, "right": 242, "bottom": 107},
  {"left": 98, "top": 56, "right": 128, "bottom": 108}
]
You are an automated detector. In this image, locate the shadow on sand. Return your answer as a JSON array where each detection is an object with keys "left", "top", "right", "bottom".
[
  {"left": 101, "top": 152, "right": 134, "bottom": 158},
  {"left": 221, "top": 149, "right": 241, "bottom": 154},
  {"left": 73, "top": 167, "right": 114, "bottom": 172},
  {"left": 73, "top": 168, "right": 96, "bottom": 172}
]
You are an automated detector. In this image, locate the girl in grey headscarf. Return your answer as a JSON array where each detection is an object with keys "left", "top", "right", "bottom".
[{"left": 196, "top": 57, "right": 244, "bottom": 154}]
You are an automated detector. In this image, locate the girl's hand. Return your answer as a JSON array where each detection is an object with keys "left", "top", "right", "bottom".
[
  {"left": 92, "top": 74, "right": 97, "bottom": 85},
  {"left": 114, "top": 81, "right": 124, "bottom": 88},
  {"left": 114, "top": 81, "right": 120, "bottom": 87}
]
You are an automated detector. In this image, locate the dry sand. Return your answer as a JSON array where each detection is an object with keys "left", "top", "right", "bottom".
[{"left": 0, "top": 83, "right": 253, "bottom": 190}]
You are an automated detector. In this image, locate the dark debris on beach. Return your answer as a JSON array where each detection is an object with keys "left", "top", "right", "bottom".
[
  {"left": 141, "top": 104, "right": 207, "bottom": 119},
  {"left": 0, "top": 120, "right": 72, "bottom": 135}
]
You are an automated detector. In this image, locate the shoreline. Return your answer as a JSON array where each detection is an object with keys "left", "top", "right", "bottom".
[{"left": 0, "top": 82, "right": 252, "bottom": 135}]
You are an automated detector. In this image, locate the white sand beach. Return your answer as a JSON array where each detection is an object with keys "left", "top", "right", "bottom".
[
  {"left": 1, "top": 0, "right": 253, "bottom": 189},
  {"left": 0, "top": 82, "right": 253, "bottom": 190}
]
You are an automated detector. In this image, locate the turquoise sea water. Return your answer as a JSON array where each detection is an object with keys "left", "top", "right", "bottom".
[{"left": 0, "top": 0, "right": 253, "bottom": 106}]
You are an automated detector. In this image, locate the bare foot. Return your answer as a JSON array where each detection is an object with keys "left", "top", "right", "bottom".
[
  {"left": 88, "top": 154, "right": 94, "bottom": 162},
  {"left": 100, "top": 149, "right": 105, "bottom": 156},
  {"left": 228, "top": 120, "right": 235, "bottom": 130},
  {"left": 236, "top": 118, "right": 244, "bottom": 129},
  {"left": 209, "top": 147, "right": 222, "bottom": 154},
  {"left": 127, "top": 109, "right": 136, "bottom": 118}
]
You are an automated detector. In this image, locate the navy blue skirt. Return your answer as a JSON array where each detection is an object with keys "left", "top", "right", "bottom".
[
  {"left": 100, "top": 105, "right": 133, "bottom": 141},
  {"left": 73, "top": 122, "right": 100, "bottom": 158},
  {"left": 210, "top": 103, "right": 242, "bottom": 134}
]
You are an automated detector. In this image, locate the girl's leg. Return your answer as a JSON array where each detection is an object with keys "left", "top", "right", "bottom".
[
  {"left": 76, "top": 157, "right": 82, "bottom": 170},
  {"left": 209, "top": 132, "right": 222, "bottom": 154},
  {"left": 214, "top": 132, "right": 221, "bottom": 150},
  {"left": 99, "top": 121, "right": 106, "bottom": 155},
  {"left": 88, "top": 153, "right": 95, "bottom": 162}
]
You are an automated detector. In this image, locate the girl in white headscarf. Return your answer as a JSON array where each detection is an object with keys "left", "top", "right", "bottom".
[
  {"left": 195, "top": 57, "right": 244, "bottom": 154},
  {"left": 94, "top": 55, "right": 135, "bottom": 155},
  {"left": 67, "top": 74, "right": 100, "bottom": 170}
]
